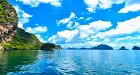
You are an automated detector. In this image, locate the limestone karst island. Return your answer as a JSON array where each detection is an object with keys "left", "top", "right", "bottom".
[{"left": 0, "top": 0, "right": 62, "bottom": 51}]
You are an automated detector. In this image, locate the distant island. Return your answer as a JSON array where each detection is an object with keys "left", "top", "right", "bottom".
[
  {"left": 41, "top": 43, "right": 62, "bottom": 50},
  {"left": 132, "top": 46, "right": 140, "bottom": 50},
  {"left": 118, "top": 46, "right": 128, "bottom": 50},
  {"left": 67, "top": 45, "right": 140, "bottom": 50},
  {"left": 91, "top": 44, "right": 113, "bottom": 50},
  {"left": 67, "top": 47, "right": 78, "bottom": 50},
  {"left": 68, "top": 44, "right": 113, "bottom": 50}
]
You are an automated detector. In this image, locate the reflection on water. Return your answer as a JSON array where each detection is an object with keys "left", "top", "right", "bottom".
[
  {"left": 0, "top": 50, "right": 39, "bottom": 75},
  {"left": 0, "top": 50, "right": 140, "bottom": 75}
]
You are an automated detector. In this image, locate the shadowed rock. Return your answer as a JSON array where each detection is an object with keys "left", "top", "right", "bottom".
[
  {"left": 132, "top": 46, "right": 140, "bottom": 50},
  {"left": 91, "top": 44, "right": 113, "bottom": 50},
  {"left": 118, "top": 46, "right": 128, "bottom": 50}
]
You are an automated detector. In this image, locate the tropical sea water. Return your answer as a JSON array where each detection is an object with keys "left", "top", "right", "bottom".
[{"left": 0, "top": 50, "right": 140, "bottom": 75}]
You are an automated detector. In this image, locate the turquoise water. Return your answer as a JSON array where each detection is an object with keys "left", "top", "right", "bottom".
[{"left": 0, "top": 50, "right": 140, "bottom": 75}]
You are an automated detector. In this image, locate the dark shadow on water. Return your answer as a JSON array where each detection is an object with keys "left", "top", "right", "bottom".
[{"left": 0, "top": 50, "right": 39, "bottom": 75}]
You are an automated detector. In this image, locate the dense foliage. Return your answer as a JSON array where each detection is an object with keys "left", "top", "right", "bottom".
[
  {"left": 0, "top": 0, "right": 18, "bottom": 50},
  {"left": 5, "top": 28, "right": 42, "bottom": 50},
  {"left": 41, "top": 43, "right": 56, "bottom": 50},
  {"left": 0, "top": 0, "right": 17, "bottom": 25},
  {"left": 4, "top": 28, "right": 62, "bottom": 50},
  {"left": 55, "top": 45, "right": 62, "bottom": 50}
]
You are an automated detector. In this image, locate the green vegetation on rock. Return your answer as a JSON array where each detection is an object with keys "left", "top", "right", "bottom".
[
  {"left": 0, "top": 0, "right": 18, "bottom": 25},
  {"left": 5, "top": 28, "right": 42, "bottom": 50},
  {"left": 41, "top": 43, "right": 62, "bottom": 50},
  {"left": 55, "top": 45, "right": 62, "bottom": 50},
  {"left": 4, "top": 28, "right": 62, "bottom": 50},
  {"left": 0, "top": 0, "right": 62, "bottom": 50},
  {"left": 0, "top": 0, "right": 18, "bottom": 50},
  {"left": 41, "top": 43, "right": 55, "bottom": 50}
]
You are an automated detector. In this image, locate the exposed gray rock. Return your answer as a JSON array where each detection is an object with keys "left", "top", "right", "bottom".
[{"left": 0, "top": 0, "right": 18, "bottom": 50}]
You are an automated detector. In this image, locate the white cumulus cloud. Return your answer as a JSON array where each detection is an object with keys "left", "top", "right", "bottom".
[
  {"left": 95, "top": 16, "right": 140, "bottom": 39},
  {"left": 57, "top": 12, "right": 77, "bottom": 29},
  {"left": 78, "top": 20, "right": 112, "bottom": 38},
  {"left": 48, "top": 29, "right": 79, "bottom": 43},
  {"left": 16, "top": 0, "right": 61, "bottom": 7},
  {"left": 118, "top": 0, "right": 140, "bottom": 13},
  {"left": 57, "top": 12, "right": 76, "bottom": 25},
  {"left": 115, "top": 36, "right": 140, "bottom": 42},
  {"left": 14, "top": 5, "right": 32, "bottom": 29},
  {"left": 48, "top": 16, "right": 140, "bottom": 49},
  {"left": 84, "top": 0, "right": 140, "bottom": 13},
  {"left": 26, "top": 25, "right": 47, "bottom": 34},
  {"left": 84, "top": 0, "right": 99, "bottom": 12},
  {"left": 48, "top": 20, "right": 112, "bottom": 45},
  {"left": 84, "top": 0, "right": 124, "bottom": 12},
  {"left": 119, "top": 4, "right": 140, "bottom": 13}
]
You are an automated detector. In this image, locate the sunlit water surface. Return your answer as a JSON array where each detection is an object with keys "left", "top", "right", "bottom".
[{"left": 0, "top": 50, "right": 140, "bottom": 75}]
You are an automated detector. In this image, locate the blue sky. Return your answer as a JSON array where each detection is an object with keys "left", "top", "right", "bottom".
[{"left": 8, "top": 0, "right": 140, "bottom": 49}]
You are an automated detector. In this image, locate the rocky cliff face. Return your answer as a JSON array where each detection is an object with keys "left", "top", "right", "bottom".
[{"left": 0, "top": 0, "right": 18, "bottom": 50}]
